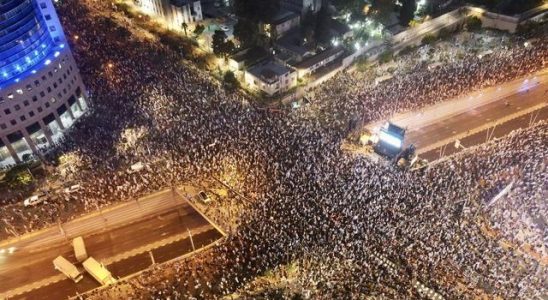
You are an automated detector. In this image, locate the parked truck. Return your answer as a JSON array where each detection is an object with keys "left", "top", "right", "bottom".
[
  {"left": 82, "top": 257, "right": 116, "bottom": 286},
  {"left": 53, "top": 256, "right": 83, "bottom": 283},
  {"left": 72, "top": 236, "right": 88, "bottom": 263}
]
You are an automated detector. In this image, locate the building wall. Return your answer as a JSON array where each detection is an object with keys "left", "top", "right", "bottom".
[
  {"left": 274, "top": 16, "right": 300, "bottom": 38},
  {"left": 0, "top": 0, "right": 88, "bottom": 168},
  {"left": 137, "top": 0, "right": 203, "bottom": 31},
  {"left": 467, "top": 7, "right": 520, "bottom": 33},
  {"left": 244, "top": 70, "right": 297, "bottom": 96}
]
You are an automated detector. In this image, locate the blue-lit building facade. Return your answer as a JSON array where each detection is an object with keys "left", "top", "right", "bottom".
[{"left": 0, "top": 0, "right": 88, "bottom": 168}]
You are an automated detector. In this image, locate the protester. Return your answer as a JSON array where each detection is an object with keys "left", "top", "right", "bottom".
[{"left": 1, "top": 0, "right": 546, "bottom": 299}]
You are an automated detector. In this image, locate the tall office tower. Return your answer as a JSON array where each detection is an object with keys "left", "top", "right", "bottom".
[{"left": 0, "top": 0, "right": 88, "bottom": 168}]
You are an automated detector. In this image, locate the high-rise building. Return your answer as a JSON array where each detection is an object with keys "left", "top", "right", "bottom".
[
  {"left": 0, "top": 0, "right": 88, "bottom": 168},
  {"left": 280, "top": 0, "right": 322, "bottom": 15}
]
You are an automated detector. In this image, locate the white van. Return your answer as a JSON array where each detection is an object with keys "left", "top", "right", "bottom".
[{"left": 53, "top": 256, "right": 83, "bottom": 283}]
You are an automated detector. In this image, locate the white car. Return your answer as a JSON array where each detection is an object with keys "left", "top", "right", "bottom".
[
  {"left": 220, "top": 25, "right": 230, "bottom": 32},
  {"left": 198, "top": 191, "right": 211, "bottom": 204},
  {"left": 24, "top": 195, "right": 46, "bottom": 207},
  {"left": 64, "top": 184, "right": 81, "bottom": 194},
  {"left": 127, "top": 162, "right": 144, "bottom": 174}
]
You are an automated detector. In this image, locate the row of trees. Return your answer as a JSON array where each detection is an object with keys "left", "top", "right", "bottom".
[
  {"left": 233, "top": 0, "right": 281, "bottom": 48},
  {"left": 301, "top": 7, "right": 333, "bottom": 46}
]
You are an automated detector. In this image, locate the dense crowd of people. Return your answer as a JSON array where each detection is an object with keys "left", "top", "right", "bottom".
[
  {"left": 301, "top": 27, "right": 547, "bottom": 128},
  {"left": 1, "top": 0, "right": 546, "bottom": 299}
]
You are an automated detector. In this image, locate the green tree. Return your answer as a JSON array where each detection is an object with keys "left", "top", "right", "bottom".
[
  {"left": 421, "top": 34, "right": 437, "bottom": 44},
  {"left": 301, "top": 10, "right": 317, "bottom": 44},
  {"left": 182, "top": 22, "right": 188, "bottom": 36},
  {"left": 465, "top": 16, "right": 482, "bottom": 31},
  {"left": 212, "top": 30, "right": 227, "bottom": 56},
  {"left": 314, "top": 6, "right": 332, "bottom": 45},
  {"left": 212, "top": 30, "right": 235, "bottom": 58},
  {"left": 332, "top": 0, "right": 363, "bottom": 14},
  {"left": 399, "top": 0, "right": 416, "bottom": 26},
  {"left": 234, "top": 0, "right": 280, "bottom": 22},
  {"left": 223, "top": 71, "right": 240, "bottom": 90},
  {"left": 370, "top": 0, "right": 396, "bottom": 24},
  {"left": 193, "top": 24, "right": 205, "bottom": 37},
  {"left": 234, "top": 19, "right": 259, "bottom": 48}
]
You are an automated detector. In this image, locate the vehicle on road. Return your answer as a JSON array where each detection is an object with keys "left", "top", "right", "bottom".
[
  {"left": 220, "top": 25, "right": 230, "bottom": 32},
  {"left": 82, "top": 257, "right": 117, "bottom": 286},
  {"left": 73, "top": 236, "right": 88, "bottom": 262},
  {"left": 53, "top": 256, "right": 83, "bottom": 283},
  {"left": 23, "top": 194, "right": 46, "bottom": 207},
  {"left": 198, "top": 191, "right": 211, "bottom": 204},
  {"left": 64, "top": 184, "right": 81, "bottom": 194}
]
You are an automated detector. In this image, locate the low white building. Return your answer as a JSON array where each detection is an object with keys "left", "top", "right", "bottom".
[
  {"left": 136, "top": 0, "right": 203, "bottom": 31},
  {"left": 245, "top": 60, "right": 297, "bottom": 96}
]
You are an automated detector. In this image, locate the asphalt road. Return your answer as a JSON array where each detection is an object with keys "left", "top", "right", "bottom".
[
  {"left": 12, "top": 229, "right": 222, "bottom": 300},
  {"left": 1, "top": 190, "right": 222, "bottom": 299},
  {"left": 401, "top": 73, "right": 547, "bottom": 159},
  {"left": 420, "top": 106, "right": 547, "bottom": 161}
]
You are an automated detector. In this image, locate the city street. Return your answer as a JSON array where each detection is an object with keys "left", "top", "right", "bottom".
[
  {"left": 0, "top": 188, "right": 223, "bottom": 299},
  {"left": 369, "top": 69, "right": 548, "bottom": 161},
  {"left": 421, "top": 106, "right": 547, "bottom": 161}
]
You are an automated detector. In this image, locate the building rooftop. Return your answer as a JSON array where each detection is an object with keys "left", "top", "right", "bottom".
[
  {"left": 248, "top": 60, "right": 293, "bottom": 84},
  {"left": 293, "top": 46, "right": 345, "bottom": 69},
  {"left": 277, "top": 28, "right": 316, "bottom": 57},
  {"left": 267, "top": 9, "right": 300, "bottom": 25},
  {"left": 231, "top": 47, "right": 269, "bottom": 66}
]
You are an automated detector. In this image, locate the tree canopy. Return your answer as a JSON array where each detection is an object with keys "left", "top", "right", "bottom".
[
  {"left": 399, "top": 0, "right": 416, "bottom": 26},
  {"left": 234, "top": 0, "right": 280, "bottom": 22},
  {"left": 212, "top": 30, "right": 235, "bottom": 58}
]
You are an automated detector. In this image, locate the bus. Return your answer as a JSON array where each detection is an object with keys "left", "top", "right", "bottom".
[{"left": 53, "top": 256, "right": 83, "bottom": 283}]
